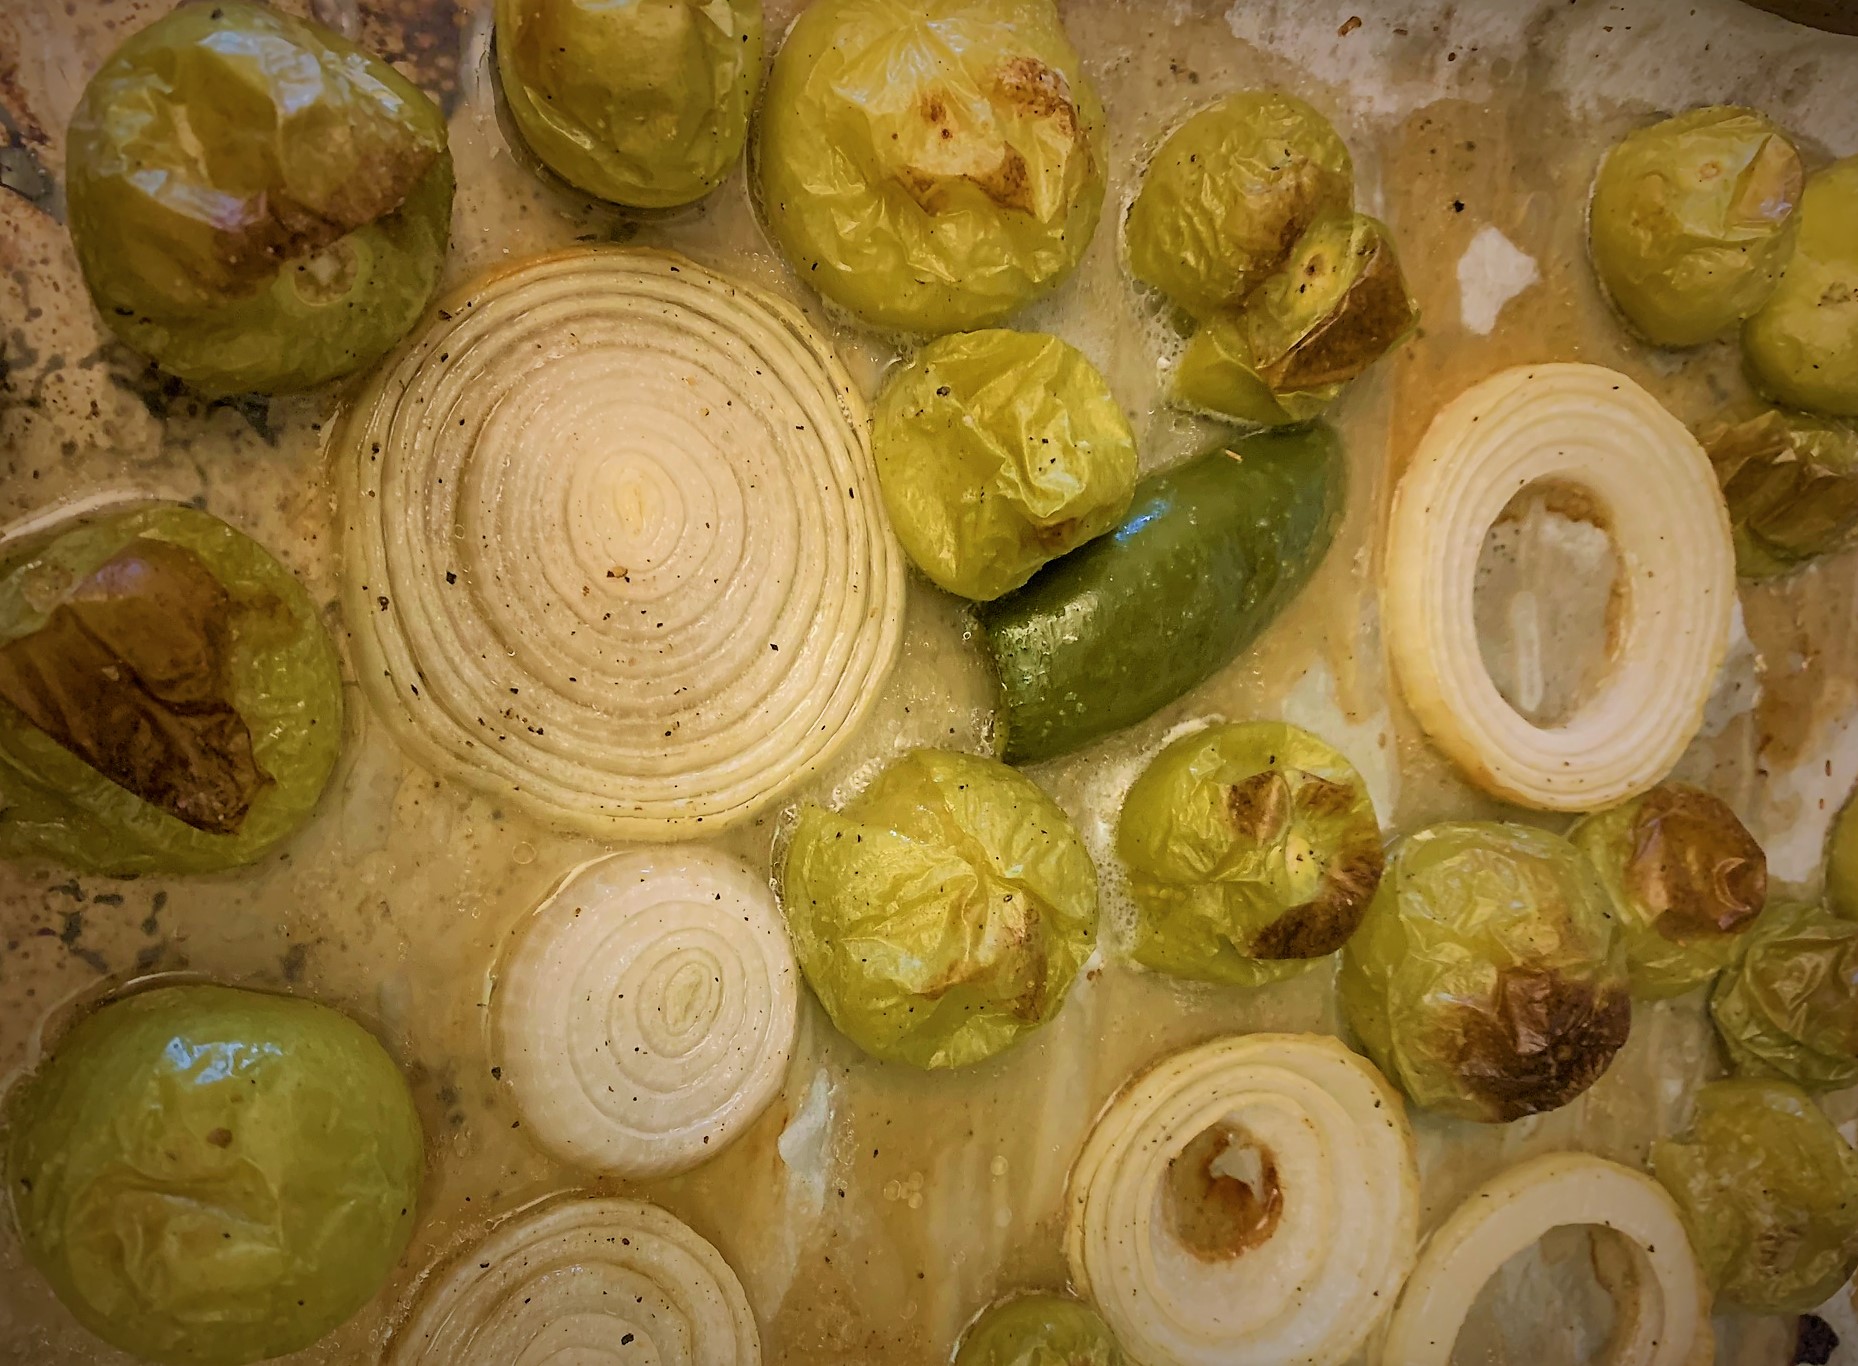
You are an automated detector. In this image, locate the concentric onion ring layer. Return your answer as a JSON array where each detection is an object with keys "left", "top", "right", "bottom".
[
  {"left": 496, "top": 848, "right": 798, "bottom": 1179},
  {"left": 1064, "top": 1033, "right": 1418, "bottom": 1366},
  {"left": 389, "top": 1197, "right": 760, "bottom": 1365},
  {"left": 1375, "top": 1152, "right": 1710, "bottom": 1366},
  {"left": 1385, "top": 363, "right": 1734, "bottom": 811},
  {"left": 339, "top": 248, "right": 905, "bottom": 837}
]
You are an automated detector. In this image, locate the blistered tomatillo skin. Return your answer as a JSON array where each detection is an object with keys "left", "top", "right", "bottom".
[
  {"left": 1568, "top": 784, "right": 1767, "bottom": 999},
  {"left": 1339, "top": 822, "right": 1631, "bottom": 1123},
  {"left": 1710, "top": 901, "right": 1858, "bottom": 1092},
  {"left": 1701, "top": 409, "right": 1858, "bottom": 579},
  {"left": 955, "top": 1294, "right": 1126, "bottom": 1366},
  {"left": 495, "top": 0, "right": 762, "bottom": 210},
  {"left": 757, "top": 0, "right": 1107, "bottom": 335},
  {"left": 0, "top": 505, "right": 343, "bottom": 875},
  {"left": 1589, "top": 105, "right": 1802, "bottom": 349},
  {"left": 1652, "top": 1078, "right": 1858, "bottom": 1314},
  {"left": 1118, "top": 721, "right": 1384, "bottom": 987},
  {"left": 5, "top": 986, "right": 424, "bottom": 1366},
  {"left": 1745, "top": 157, "right": 1858, "bottom": 417},
  {"left": 1126, "top": 91, "right": 1353, "bottom": 320},
  {"left": 781, "top": 748, "right": 1098, "bottom": 1069},
  {"left": 1173, "top": 210, "right": 1416, "bottom": 426},
  {"left": 873, "top": 330, "right": 1137, "bottom": 601},
  {"left": 66, "top": 1, "right": 453, "bottom": 396}
]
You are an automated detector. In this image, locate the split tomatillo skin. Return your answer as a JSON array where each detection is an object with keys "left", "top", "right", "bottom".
[
  {"left": 1339, "top": 822, "right": 1632, "bottom": 1123},
  {"left": 66, "top": 1, "right": 454, "bottom": 396},
  {"left": 1700, "top": 409, "right": 1858, "bottom": 578},
  {"left": 5, "top": 985, "right": 424, "bottom": 1366},
  {"left": 954, "top": 1295, "right": 1126, "bottom": 1366},
  {"left": 494, "top": 0, "right": 762, "bottom": 209},
  {"left": 1568, "top": 784, "right": 1767, "bottom": 998},
  {"left": 780, "top": 748, "right": 1098, "bottom": 1069},
  {"left": 1126, "top": 90, "right": 1353, "bottom": 320},
  {"left": 757, "top": 0, "right": 1107, "bottom": 335},
  {"left": 1652, "top": 1078, "right": 1858, "bottom": 1314},
  {"left": 872, "top": 329, "right": 1137, "bottom": 601},
  {"left": 1745, "top": 157, "right": 1858, "bottom": 417},
  {"left": 1118, "top": 721, "right": 1384, "bottom": 986},
  {"left": 0, "top": 505, "right": 343, "bottom": 875},
  {"left": 1589, "top": 105, "right": 1802, "bottom": 349},
  {"left": 1710, "top": 901, "right": 1858, "bottom": 1091}
]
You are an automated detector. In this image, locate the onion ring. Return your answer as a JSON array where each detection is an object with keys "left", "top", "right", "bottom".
[{"left": 1385, "top": 363, "right": 1734, "bottom": 811}]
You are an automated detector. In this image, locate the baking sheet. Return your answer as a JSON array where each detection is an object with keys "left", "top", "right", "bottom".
[{"left": 2, "top": 0, "right": 1857, "bottom": 1361}]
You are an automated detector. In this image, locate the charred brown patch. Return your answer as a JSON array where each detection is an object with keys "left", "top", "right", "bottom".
[
  {"left": 1165, "top": 1124, "right": 1283, "bottom": 1261},
  {"left": 1031, "top": 517, "right": 1081, "bottom": 551},
  {"left": 1625, "top": 786, "right": 1767, "bottom": 941},
  {"left": 1251, "top": 837, "right": 1384, "bottom": 959},
  {"left": 1452, "top": 968, "right": 1631, "bottom": 1121},
  {"left": 1257, "top": 226, "right": 1417, "bottom": 392},
  {"left": 357, "top": 0, "right": 471, "bottom": 112},
  {"left": 918, "top": 886, "right": 1049, "bottom": 1021},
  {"left": 0, "top": 538, "right": 271, "bottom": 834},
  {"left": 1226, "top": 769, "right": 1292, "bottom": 843},
  {"left": 992, "top": 57, "right": 1078, "bottom": 138},
  {"left": 969, "top": 145, "right": 1036, "bottom": 216}
]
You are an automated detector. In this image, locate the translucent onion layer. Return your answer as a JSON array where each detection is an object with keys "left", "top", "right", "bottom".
[
  {"left": 339, "top": 247, "right": 905, "bottom": 838},
  {"left": 496, "top": 848, "right": 798, "bottom": 1178},
  {"left": 1064, "top": 1033, "right": 1418, "bottom": 1366},
  {"left": 1376, "top": 1152, "right": 1711, "bottom": 1366},
  {"left": 1385, "top": 364, "right": 1734, "bottom": 811},
  {"left": 389, "top": 1197, "right": 760, "bottom": 1365}
]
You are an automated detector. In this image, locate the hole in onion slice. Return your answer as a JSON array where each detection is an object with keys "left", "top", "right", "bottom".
[{"left": 1474, "top": 481, "right": 1626, "bottom": 728}]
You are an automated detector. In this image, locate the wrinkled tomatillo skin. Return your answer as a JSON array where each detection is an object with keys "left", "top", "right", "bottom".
[
  {"left": 66, "top": 1, "right": 454, "bottom": 396},
  {"left": 1701, "top": 409, "right": 1858, "bottom": 579},
  {"left": 1118, "top": 721, "right": 1384, "bottom": 987},
  {"left": 495, "top": 0, "right": 762, "bottom": 209},
  {"left": 0, "top": 505, "right": 343, "bottom": 875},
  {"left": 1340, "top": 822, "right": 1631, "bottom": 1123},
  {"left": 1589, "top": 105, "right": 1802, "bottom": 349},
  {"left": 1570, "top": 784, "right": 1767, "bottom": 999},
  {"left": 5, "top": 986, "right": 424, "bottom": 1366},
  {"left": 1745, "top": 156, "right": 1858, "bottom": 417},
  {"left": 781, "top": 749, "right": 1098, "bottom": 1069},
  {"left": 954, "top": 1294, "right": 1127, "bottom": 1366},
  {"left": 872, "top": 329, "right": 1137, "bottom": 601},
  {"left": 1710, "top": 901, "right": 1858, "bottom": 1092},
  {"left": 757, "top": 0, "right": 1106, "bottom": 335},
  {"left": 1652, "top": 1078, "right": 1858, "bottom": 1314},
  {"left": 1126, "top": 91, "right": 1353, "bottom": 320}
]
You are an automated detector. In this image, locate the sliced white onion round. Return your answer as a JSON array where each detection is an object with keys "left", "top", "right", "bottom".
[
  {"left": 495, "top": 847, "right": 797, "bottom": 1179},
  {"left": 1384, "top": 363, "right": 1734, "bottom": 811},
  {"left": 1064, "top": 1033, "right": 1418, "bottom": 1366},
  {"left": 390, "top": 1197, "right": 760, "bottom": 1365},
  {"left": 338, "top": 247, "right": 905, "bottom": 839},
  {"left": 1375, "top": 1152, "right": 1711, "bottom": 1366}
]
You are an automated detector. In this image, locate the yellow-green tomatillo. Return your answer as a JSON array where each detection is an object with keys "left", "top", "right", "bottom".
[
  {"left": 1589, "top": 106, "right": 1802, "bottom": 349},
  {"left": 758, "top": 0, "right": 1106, "bottom": 335},
  {"left": 780, "top": 749, "right": 1098, "bottom": 1069},
  {"left": 1700, "top": 408, "right": 1858, "bottom": 579},
  {"left": 0, "top": 505, "right": 343, "bottom": 875},
  {"left": 66, "top": 1, "right": 453, "bottom": 396},
  {"left": 1126, "top": 90, "right": 1353, "bottom": 320},
  {"left": 1652, "top": 1078, "right": 1858, "bottom": 1314},
  {"left": 1339, "top": 822, "right": 1631, "bottom": 1123},
  {"left": 494, "top": 0, "right": 762, "bottom": 210},
  {"left": 955, "top": 1295, "right": 1126, "bottom": 1366},
  {"left": 1568, "top": 784, "right": 1767, "bottom": 998},
  {"left": 5, "top": 985, "right": 424, "bottom": 1366},
  {"left": 1745, "top": 157, "right": 1858, "bottom": 416},
  {"left": 873, "top": 330, "right": 1137, "bottom": 601},
  {"left": 1117, "top": 721, "right": 1384, "bottom": 987},
  {"left": 1830, "top": 783, "right": 1858, "bottom": 920},
  {"left": 1710, "top": 901, "right": 1858, "bottom": 1091}
]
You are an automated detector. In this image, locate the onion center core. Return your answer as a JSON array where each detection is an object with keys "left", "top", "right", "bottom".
[{"left": 1166, "top": 1122, "right": 1284, "bottom": 1261}]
